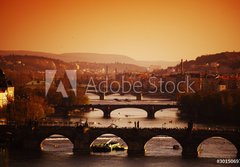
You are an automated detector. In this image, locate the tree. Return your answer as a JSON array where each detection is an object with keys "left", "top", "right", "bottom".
[{"left": 178, "top": 90, "right": 240, "bottom": 125}]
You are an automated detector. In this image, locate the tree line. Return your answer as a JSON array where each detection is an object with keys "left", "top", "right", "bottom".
[{"left": 177, "top": 90, "right": 240, "bottom": 125}]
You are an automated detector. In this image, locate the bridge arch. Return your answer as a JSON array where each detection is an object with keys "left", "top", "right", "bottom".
[
  {"left": 85, "top": 92, "right": 100, "bottom": 100},
  {"left": 144, "top": 135, "right": 183, "bottom": 156},
  {"left": 89, "top": 133, "right": 128, "bottom": 154},
  {"left": 85, "top": 107, "right": 108, "bottom": 118},
  {"left": 111, "top": 108, "right": 147, "bottom": 118},
  {"left": 154, "top": 108, "right": 178, "bottom": 118},
  {"left": 197, "top": 136, "right": 238, "bottom": 158},
  {"left": 39, "top": 133, "right": 75, "bottom": 152}
]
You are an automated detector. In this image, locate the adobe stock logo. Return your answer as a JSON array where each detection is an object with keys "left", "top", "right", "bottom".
[{"left": 45, "top": 70, "right": 77, "bottom": 98}]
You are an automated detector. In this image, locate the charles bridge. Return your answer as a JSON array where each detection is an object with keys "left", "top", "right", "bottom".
[{"left": 0, "top": 124, "right": 239, "bottom": 158}]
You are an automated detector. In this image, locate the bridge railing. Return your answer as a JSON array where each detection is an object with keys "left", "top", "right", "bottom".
[
  {"left": 38, "top": 121, "right": 84, "bottom": 127},
  {"left": 1, "top": 121, "right": 239, "bottom": 132}
]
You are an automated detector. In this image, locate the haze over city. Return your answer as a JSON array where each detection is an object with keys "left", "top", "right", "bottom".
[{"left": 1, "top": 0, "right": 240, "bottom": 61}]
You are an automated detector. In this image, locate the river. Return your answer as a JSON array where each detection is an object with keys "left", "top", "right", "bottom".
[{"left": 0, "top": 94, "right": 239, "bottom": 167}]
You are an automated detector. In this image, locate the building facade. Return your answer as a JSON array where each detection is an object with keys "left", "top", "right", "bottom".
[{"left": 0, "top": 69, "right": 14, "bottom": 108}]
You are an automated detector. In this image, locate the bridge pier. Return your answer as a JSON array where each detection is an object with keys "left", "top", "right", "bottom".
[
  {"left": 22, "top": 138, "right": 41, "bottom": 151},
  {"left": 182, "top": 144, "right": 198, "bottom": 158},
  {"left": 147, "top": 111, "right": 155, "bottom": 119},
  {"left": 99, "top": 93, "right": 105, "bottom": 100},
  {"left": 103, "top": 109, "right": 111, "bottom": 118},
  {"left": 73, "top": 133, "right": 91, "bottom": 155},
  {"left": 73, "top": 141, "right": 91, "bottom": 155},
  {"left": 135, "top": 93, "right": 142, "bottom": 101},
  {"left": 127, "top": 141, "right": 145, "bottom": 156}
]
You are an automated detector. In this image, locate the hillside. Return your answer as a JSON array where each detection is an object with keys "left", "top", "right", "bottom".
[
  {"left": 176, "top": 52, "right": 240, "bottom": 74},
  {"left": 0, "top": 50, "right": 177, "bottom": 68},
  {"left": 0, "top": 55, "right": 146, "bottom": 86},
  {"left": 0, "top": 54, "right": 146, "bottom": 72}
]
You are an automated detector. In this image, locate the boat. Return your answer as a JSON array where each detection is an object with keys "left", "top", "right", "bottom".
[
  {"left": 91, "top": 139, "right": 126, "bottom": 152},
  {"left": 114, "top": 145, "right": 126, "bottom": 151},
  {"left": 114, "top": 98, "right": 121, "bottom": 101},
  {"left": 173, "top": 145, "right": 180, "bottom": 150},
  {"left": 91, "top": 143, "right": 111, "bottom": 152},
  {"left": 124, "top": 99, "right": 130, "bottom": 102}
]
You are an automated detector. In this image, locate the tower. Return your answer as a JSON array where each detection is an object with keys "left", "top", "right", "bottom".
[
  {"left": 114, "top": 68, "right": 118, "bottom": 80},
  {"left": 105, "top": 65, "right": 109, "bottom": 78},
  {"left": 180, "top": 59, "right": 184, "bottom": 75}
]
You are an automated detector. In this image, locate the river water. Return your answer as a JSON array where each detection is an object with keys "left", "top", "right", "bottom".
[{"left": 0, "top": 94, "right": 239, "bottom": 167}]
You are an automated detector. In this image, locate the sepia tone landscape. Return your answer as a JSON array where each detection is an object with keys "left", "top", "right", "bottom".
[{"left": 1, "top": 0, "right": 240, "bottom": 167}]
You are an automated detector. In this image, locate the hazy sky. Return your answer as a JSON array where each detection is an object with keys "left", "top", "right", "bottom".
[{"left": 1, "top": 0, "right": 240, "bottom": 61}]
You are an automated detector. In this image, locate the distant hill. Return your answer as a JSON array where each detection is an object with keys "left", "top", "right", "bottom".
[
  {"left": 0, "top": 50, "right": 177, "bottom": 69},
  {"left": 195, "top": 52, "right": 240, "bottom": 65},
  {"left": 0, "top": 54, "right": 147, "bottom": 86},
  {"left": 175, "top": 52, "right": 240, "bottom": 74},
  {"left": 0, "top": 54, "right": 146, "bottom": 73}
]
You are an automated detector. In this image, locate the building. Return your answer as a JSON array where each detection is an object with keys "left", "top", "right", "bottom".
[
  {"left": 0, "top": 69, "right": 14, "bottom": 108},
  {"left": 218, "top": 84, "right": 227, "bottom": 91},
  {"left": 25, "top": 80, "right": 45, "bottom": 89},
  {"left": 215, "top": 74, "right": 240, "bottom": 91}
]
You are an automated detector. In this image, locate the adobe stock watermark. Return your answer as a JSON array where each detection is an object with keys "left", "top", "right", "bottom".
[
  {"left": 45, "top": 70, "right": 77, "bottom": 98},
  {"left": 86, "top": 76, "right": 196, "bottom": 94},
  {"left": 45, "top": 70, "right": 196, "bottom": 98}
]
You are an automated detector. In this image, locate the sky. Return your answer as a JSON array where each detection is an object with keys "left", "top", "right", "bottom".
[{"left": 0, "top": 0, "right": 240, "bottom": 61}]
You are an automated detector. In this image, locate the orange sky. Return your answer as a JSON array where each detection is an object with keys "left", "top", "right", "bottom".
[{"left": 1, "top": 0, "right": 240, "bottom": 61}]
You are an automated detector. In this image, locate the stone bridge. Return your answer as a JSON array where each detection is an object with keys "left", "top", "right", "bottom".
[
  {"left": 61, "top": 104, "right": 178, "bottom": 119},
  {"left": 86, "top": 91, "right": 143, "bottom": 100},
  {"left": 0, "top": 125, "right": 239, "bottom": 158}
]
